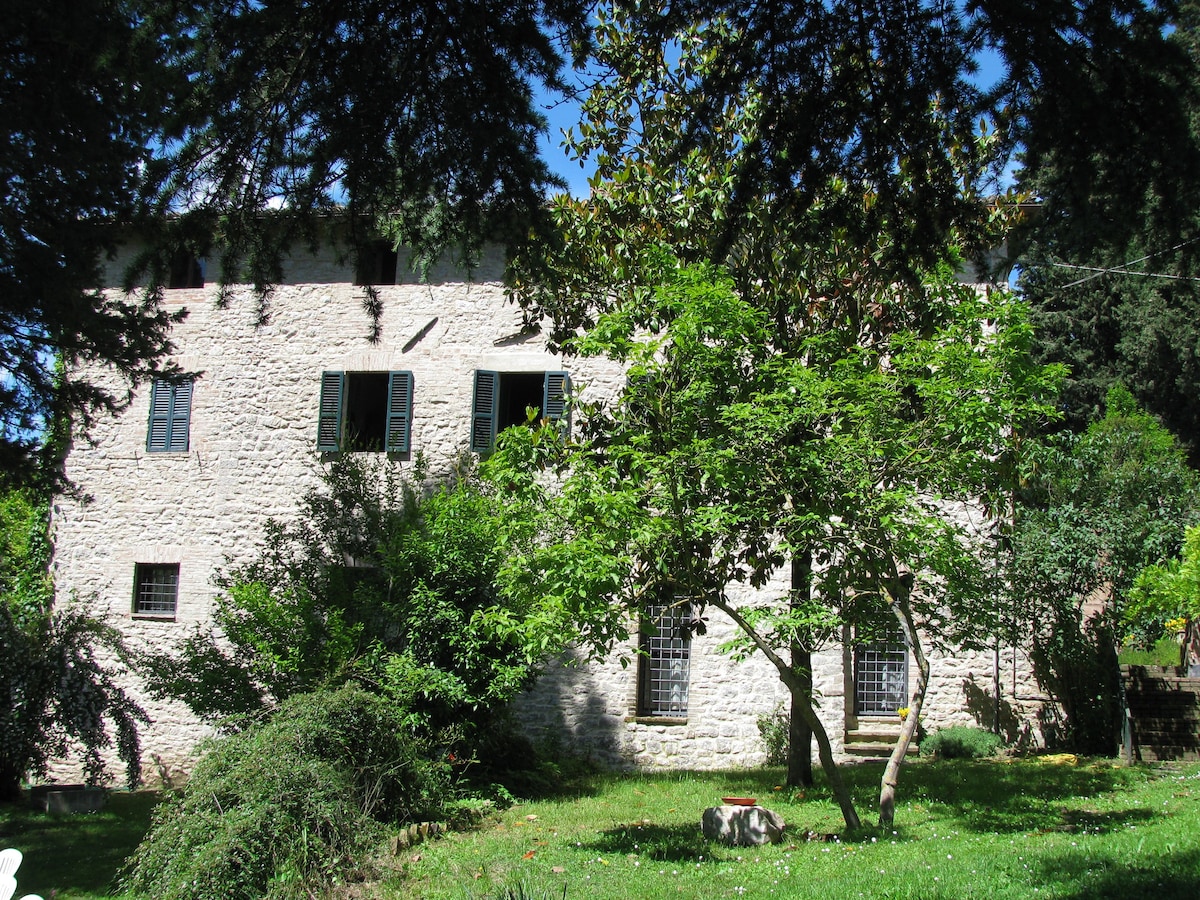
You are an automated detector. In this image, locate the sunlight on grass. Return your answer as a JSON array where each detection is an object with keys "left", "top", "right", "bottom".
[
  {"left": 384, "top": 760, "right": 1200, "bottom": 900},
  {"left": 0, "top": 759, "right": 1197, "bottom": 899}
]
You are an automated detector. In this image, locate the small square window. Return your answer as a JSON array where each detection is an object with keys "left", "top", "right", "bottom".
[
  {"left": 167, "top": 253, "right": 205, "bottom": 289},
  {"left": 354, "top": 241, "right": 399, "bottom": 286},
  {"left": 133, "top": 563, "right": 179, "bottom": 617}
]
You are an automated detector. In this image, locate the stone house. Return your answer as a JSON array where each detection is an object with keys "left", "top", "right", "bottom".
[{"left": 51, "top": 237, "right": 1048, "bottom": 781}]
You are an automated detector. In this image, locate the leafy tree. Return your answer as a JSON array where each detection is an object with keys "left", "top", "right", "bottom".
[
  {"left": 137, "top": 0, "right": 591, "bottom": 302},
  {"left": 1010, "top": 385, "right": 1199, "bottom": 752},
  {"left": 1014, "top": 1, "right": 1200, "bottom": 454},
  {"left": 506, "top": 0, "right": 1174, "bottom": 789},
  {"left": 3, "top": 0, "right": 590, "bottom": 485},
  {"left": 1, "top": 0, "right": 179, "bottom": 486},
  {"left": 1128, "top": 524, "right": 1200, "bottom": 667},
  {"left": 139, "top": 456, "right": 546, "bottom": 738},
  {"left": 487, "top": 262, "right": 1060, "bottom": 828},
  {"left": 0, "top": 488, "right": 146, "bottom": 800}
]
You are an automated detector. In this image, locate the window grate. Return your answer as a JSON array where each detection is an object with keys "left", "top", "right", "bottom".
[
  {"left": 134, "top": 563, "right": 179, "bottom": 616},
  {"left": 854, "top": 628, "right": 908, "bottom": 716},
  {"left": 639, "top": 602, "right": 692, "bottom": 717}
]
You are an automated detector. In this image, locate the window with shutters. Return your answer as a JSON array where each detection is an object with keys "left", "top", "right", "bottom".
[
  {"left": 146, "top": 378, "right": 193, "bottom": 453},
  {"left": 133, "top": 563, "right": 179, "bottom": 618},
  {"left": 637, "top": 600, "right": 692, "bottom": 719},
  {"left": 470, "top": 370, "right": 570, "bottom": 453},
  {"left": 318, "top": 370, "right": 413, "bottom": 453},
  {"left": 167, "top": 253, "right": 205, "bottom": 289}
]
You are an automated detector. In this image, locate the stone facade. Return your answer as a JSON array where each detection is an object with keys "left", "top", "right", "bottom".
[{"left": 51, "top": 239, "right": 1048, "bottom": 783}]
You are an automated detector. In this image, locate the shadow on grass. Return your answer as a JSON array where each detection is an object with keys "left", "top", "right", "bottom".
[
  {"left": 0, "top": 790, "right": 160, "bottom": 898},
  {"left": 1038, "top": 847, "right": 1200, "bottom": 900},
  {"left": 587, "top": 821, "right": 713, "bottom": 862}
]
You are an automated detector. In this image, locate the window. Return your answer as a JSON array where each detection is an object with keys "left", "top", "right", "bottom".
[
  {"left": 470, "top": 370, "right": 570, "bottom": 453},
  {"left": 146, "top": 378, "right": 193, "bottom": 452},
  {"left": 637, "top": 600, "right": 693, "bottom": 718},
  {"left": 854, "top": 626, "right": 909, "bottom": 716},
  {"left": 318, "top": 370, "right": 413, "bottom": 453},
  {"left": 167, "top": 252, "right": 205, "bottom": 289},
  {"left": 354, "top": 241, "right": 399, "bottom": 285},
  {"left": 133, "top": 563, "right": 179, "bottom": 617}
]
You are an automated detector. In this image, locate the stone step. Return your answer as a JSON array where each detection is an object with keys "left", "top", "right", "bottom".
[{"left": 843, "top": 740, "right": 918, "bottom": 758}]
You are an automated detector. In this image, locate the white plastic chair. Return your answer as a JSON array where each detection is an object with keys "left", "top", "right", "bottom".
[{"left": 0, "top": 849, "right": 42, "bottom": 900}]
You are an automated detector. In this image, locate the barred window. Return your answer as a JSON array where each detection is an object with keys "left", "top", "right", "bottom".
[
  {"left": 133, "top": 563, "right": 179, "bottom": 617},
  {"left": 854, "top": 627, "right": 908, "bottom": 716},
  {"left": 638, "top": 601, "right": 692, "bottom": 718}
]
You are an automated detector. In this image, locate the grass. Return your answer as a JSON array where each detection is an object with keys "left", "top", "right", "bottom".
[
  {"left": 1119, "top": 637, "right": 1185, "bottom": 667},
  {"left": 1, "top": 759, "right": 1198, "bottom": 899},
  {"left": 0, "top": 790, "right": 159, "bottom": 898},
  {"left": 383, "top": 758, "right": 1200, "bottom": 900}
]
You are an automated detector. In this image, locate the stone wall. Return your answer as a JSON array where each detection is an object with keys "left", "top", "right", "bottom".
[{"left": 50, "top": 240, "right": 1048, "bottom": 783}]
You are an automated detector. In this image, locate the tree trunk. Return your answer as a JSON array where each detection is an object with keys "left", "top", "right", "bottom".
[
  {"left": 712, "top": 595, "right": 860, "bottom": 830},
  {"left": 879, "top": 585, "right": 929, "bottom": 828},
  {"left": 787, "top": 553, "right": 814, "bottom": 787}
]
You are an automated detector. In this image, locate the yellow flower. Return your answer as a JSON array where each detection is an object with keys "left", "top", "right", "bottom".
[{"left": 896, "top": 707, "right": 910, "bottom": 720}]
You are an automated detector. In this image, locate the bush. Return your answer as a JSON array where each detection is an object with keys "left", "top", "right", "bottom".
[
  {"left": 123, "top": 685, "right": 449, "bottom": 900},
  {"left": 757, "top": 705, "right": 789, "bottom": 766},
  {"left": 0, "top": 489, "right": 145, "bottom": 800},
  {"left": 921, "top": 725, "right": 1004, "bottom": 760}
]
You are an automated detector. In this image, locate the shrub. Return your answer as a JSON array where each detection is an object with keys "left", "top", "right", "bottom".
[
  {"left": 0, "top": 489, "right": 145, "bottom": 800},
  {"left": 123, "top": 685, "right": 448, "bottom": 900},
  {"left": 921, "top": 725, "right": 1004, "bottom": 760},
  {"left": 757, "top": 705, "right": 789, "bottom": 766}
]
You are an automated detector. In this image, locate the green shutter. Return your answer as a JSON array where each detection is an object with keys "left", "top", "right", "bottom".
[
  {"left": 385, "top": 371, "right": 413, "bottom": 453},
  {"left": 318, "top": 371, "right": 344, "bottom": 451},
  {"left": 168, "top": 379, "right": 193, "bottom": 451},
  {"left": 543, "top": 371, "right": 571, "bottom": 437},
  {"left": 147, "top": 378, "right": 192, "bottom": 452},
  {"left": 147, "top": 380, "right": 171, "bottom": 451},
  {"left": 471, "top": 370, "right": 499, "bottom": 453}
]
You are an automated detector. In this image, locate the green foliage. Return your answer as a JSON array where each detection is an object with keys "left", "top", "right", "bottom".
[
  {"left": 756, "top": 706, "right": 790, "bottom": 767},
  {"left": 139, "top": 457, "right": 541, "bottom": 737},
  {"left": 1128, "top": 522, "right": 1200, "bottom": 665},
  {"left": 0, "top": 488, "right": 146, "bottom": 800},
  {"left": 1, "top": 0, "right": 177, "bottom": 486},
  {"left": 1010, "top": 386, "right": 1199, "bottom": 750},
  {"left": 1017, "top": 3, "right": 1200, "bottom": 457},
  {"left": 489, "top": 261, "right": 1062, "bottom": 828},
  {"left": 123, "top": 685, "right": 448, "bottom": 900},
  {"left": 921, "top": 726, "right": 1004, "bottom": 760}
]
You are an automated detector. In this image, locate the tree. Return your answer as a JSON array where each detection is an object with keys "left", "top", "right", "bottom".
[
  {"left": 137, "top": 0, "right": 591, "bottom": 302},
  {"left": 486, "top": 261, "right": 1060, "bottom": 829},
  {"left": 3, "top": 0, "right": 590, "bottom": 485},
  {"left": 139, "top": 456, "right": 553, "bottom": 739},
  {"left": 1014, "top": 1, "right": 1200, "bottom": 454},
  {"left": 506, "top": 0, "right": 1176, "bottom": 787},
  {"left": 1129, "top": 524, "right": 1200, "bottom": 667},
  {"left": 1, "top": 0, "right": 179, "bottom": 486},
  {"left": 1009, "top": 385, "right": 1199, "bottom": 752},
  {"left": 0, "top": 488, "right": 146, "bottom": 799}
]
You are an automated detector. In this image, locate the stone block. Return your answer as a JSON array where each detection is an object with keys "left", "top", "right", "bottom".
[{"left": 701, "top": 805, "right": 785, "bottom": 846}]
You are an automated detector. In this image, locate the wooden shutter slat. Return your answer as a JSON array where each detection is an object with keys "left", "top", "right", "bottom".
[
  {"left": 543, "top": 371, "right": 571, "bottom": 437},
  {"left": 318, "top": 371, "right": 344, "bottom": 452},
  {"left": 385, "top": 371, "right": 413, "bottom": 453},
  {"left": 471, "top": 370, "right": 499, "bottom": 453}
]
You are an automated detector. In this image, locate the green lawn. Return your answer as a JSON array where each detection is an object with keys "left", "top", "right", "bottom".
[
  {"left": 386, "top": 758, "right": 1200, "bottom": 900},
  {"left": 2, "top": 758, "right": 1198, "bottom": 899}
]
